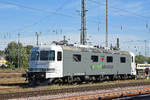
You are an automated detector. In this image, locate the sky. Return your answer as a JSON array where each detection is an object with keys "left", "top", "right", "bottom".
[{"left": 0, "top": 0, "right": 150, "bottom": 56}]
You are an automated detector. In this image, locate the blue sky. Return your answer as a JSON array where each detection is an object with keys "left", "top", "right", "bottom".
[{"left": 0, "top": 0, "right": 150, "bottom": 56}]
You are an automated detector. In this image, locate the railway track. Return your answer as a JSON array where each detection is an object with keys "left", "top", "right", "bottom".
[
  {"left": 0, "top": 81, "right": 150, "bottom": 99},
  {"left": 55, "top": 87, "right": 150, "bottom": 100}
]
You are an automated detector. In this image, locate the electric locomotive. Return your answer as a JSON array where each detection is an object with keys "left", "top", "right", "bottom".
[{"left": 27, "top": 43, "right": 136, "bottom": 84}]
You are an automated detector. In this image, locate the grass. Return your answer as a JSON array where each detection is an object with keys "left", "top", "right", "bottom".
[
  {"left": 0, "top": 68, "right": 25, "bottom": 73},
  {"left": 0, "top": 77, "right": 26, "bottom": 84}
]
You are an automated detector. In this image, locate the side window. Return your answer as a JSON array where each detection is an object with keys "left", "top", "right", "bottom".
[
  {"left": 107, "top": 56, "right": 113, "bottom": 63},
  {"left": 132, "top": 56, "right": 134, "bottom": 62},
  {"left": 49, "top": 50, "right": 55, "bottom": 61},
  {"left": 120, "top": 57, "right": 126, "bottom": 63},
  {"left": 91, "top": 55, "right": 98, "bottom": 62},
  {"left": 73, "top": 54, "right": 81, "bottom": 62},
  {"left": 57, "top": 52, "right": 62, "bottom": 61}
]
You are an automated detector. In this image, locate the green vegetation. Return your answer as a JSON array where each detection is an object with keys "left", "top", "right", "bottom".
[
  {"left": 0, "top": 41, "right": 33, "bottom": 70},
  {"left": 135, "top": 55, "right": 150, "bottom": 64},
  {"left": 0, "top": 50, "right": 5, "bottom": 56}
]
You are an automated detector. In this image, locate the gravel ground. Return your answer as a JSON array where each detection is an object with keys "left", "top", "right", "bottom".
[{"left": 9, "top": 85, "right": 150, "bottom": 100}]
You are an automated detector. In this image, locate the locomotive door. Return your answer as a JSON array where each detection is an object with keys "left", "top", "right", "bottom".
[{"left": 55, "top": 51, "right": 63, "bottom": 77}]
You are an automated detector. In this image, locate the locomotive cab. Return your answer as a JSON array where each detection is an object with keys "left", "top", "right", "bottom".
[{"left": 27, "top": 45, "right": 63, "bottom": 84}]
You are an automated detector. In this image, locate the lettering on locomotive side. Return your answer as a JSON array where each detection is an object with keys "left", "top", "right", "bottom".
[
  {"left": 91, "top": 64, "right": 113, "bottom": 69},
  {"left": 92, "top": 65, "right": 102, "bottom": 69}
]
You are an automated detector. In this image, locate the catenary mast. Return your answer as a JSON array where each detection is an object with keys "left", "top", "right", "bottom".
[
  {"left": 106, "top": 0, "right": 108, "bottom": 48},
  {"left": 80, "top": 0, "right": 87, "bottom": 45}
]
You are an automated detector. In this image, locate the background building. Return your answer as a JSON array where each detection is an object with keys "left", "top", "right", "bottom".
[{"left": 0, "top": 56, "right": 7, "bottom": 66}]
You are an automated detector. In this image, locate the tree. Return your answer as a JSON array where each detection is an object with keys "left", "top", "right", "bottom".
[
  {"left": 24, "top": 45, "right": 33, "bottom": 68},
  {"left": 5, "top": 41, "right": 28, "bottom": 69},
  {"left": 0, "top": 50, "right": 5, "bottom": 56},
  {"left": 24, "top": 45, "right": 33, "bottom": 55},
  {"left": 135, "top": 55, "right": 150, "bottom": 64}
]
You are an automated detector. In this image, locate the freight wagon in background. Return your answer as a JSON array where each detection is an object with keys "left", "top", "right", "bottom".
[
  {"left": 136, "top": 64, "right": 150, "bottom": 70},
  {"left": 136, "top": 64, "right": 150, "bottom": 76}
]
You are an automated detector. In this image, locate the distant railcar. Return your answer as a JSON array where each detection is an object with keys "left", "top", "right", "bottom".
[
  {"left": 27, "top": 44, "right": 136, "bottom": 84},
  {"left": 136, "top": 64, "right": 150, "bottom": 70}
]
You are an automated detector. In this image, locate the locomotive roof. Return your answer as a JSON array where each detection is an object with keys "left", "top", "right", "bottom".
[
  {"left": 35, "top": 44, "right": 132, "bottom": 56},
  {"left": 62, "top": 45, "right": 130, "bottom": 55},
  {"left": 33, "top": 44, "right": 132, "bottom": 56}
]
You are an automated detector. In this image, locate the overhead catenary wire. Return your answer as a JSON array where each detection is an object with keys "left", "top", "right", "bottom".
[
  {"left": 0, "top": 1, "right": 75, "bottom": 18},
  {"left": 12, "top": 0, "right": 70, "bottom": 32},
  {"left": 0, "top": 0, "right": 102, "bottom": 33},
  {"left": 88, "top": 0, "right": 150, "bottom": 20},
  {"left": 0, "top": 0, "right": 77, "bottom": 33},
  {"left": 0, "top": 0, "right": 149, "bottom": 31}
]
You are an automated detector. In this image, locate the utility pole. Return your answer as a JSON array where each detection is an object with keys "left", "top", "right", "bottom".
[
  {"left": 117, "top": 38, "right": 120, "bottom": 49},
  {"left": 17, "top": 33, "right": 20, "bottom": 69},
  {"left": 144, "top": 40, "right": 148, "bottom": 57},
  {"left": 148, "top": 44, "right": 149, "bottom": 57},
  {"left": 80, "top": 0, "right": 87, "bottom": 45},
  {"left": 35, "top": 32, "right": 41, "bottom": 46},
  {"left": 63, "top": 35, "right": 66, "bottom": 41},
  {"left": 106, "top": 0, "right": 108, "bottom": 48}
]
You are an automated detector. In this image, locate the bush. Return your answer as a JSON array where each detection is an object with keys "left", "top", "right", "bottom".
[{"left": 6, "top": 62, "right": 15, "bottom": 69}]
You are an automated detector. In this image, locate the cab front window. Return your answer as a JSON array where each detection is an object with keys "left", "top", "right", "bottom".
[
  {"left": 31, "top": 50, "right": 55, "bottom": 61},
  {"left": 40, "top": 51, "right": 49, "bottom": 60},
  {"left": 40, "top": 50, "right": 55, "bottom": 61}
]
